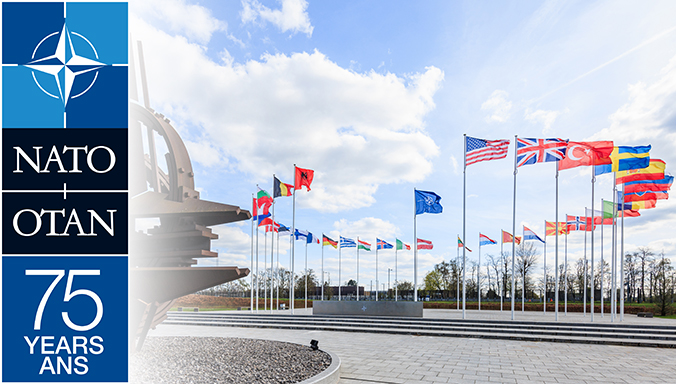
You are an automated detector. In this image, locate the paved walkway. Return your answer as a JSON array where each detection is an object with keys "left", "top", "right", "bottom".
[{"left": 148, "top": 309, "right": 676, "bottom": 384}]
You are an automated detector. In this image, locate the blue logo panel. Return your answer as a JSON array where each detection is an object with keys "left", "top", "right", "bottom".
[
  {"left": 2, "top": 256, "right": 128, "bottom": 382},
  {"left": 2, "top": 2, "right": 128, "bottom": 128}
]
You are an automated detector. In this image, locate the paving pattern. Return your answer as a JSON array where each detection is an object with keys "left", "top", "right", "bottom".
[{"left": 147, "top": 309, "right": 676, "bottom": 384}]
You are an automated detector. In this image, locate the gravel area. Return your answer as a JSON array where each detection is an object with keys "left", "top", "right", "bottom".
[{"left": 130, "top": 337, "right": 332, "bottom": 384}]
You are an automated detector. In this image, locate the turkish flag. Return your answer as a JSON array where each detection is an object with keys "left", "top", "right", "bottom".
[
  {"left": 558, "top": 141, "right": 614, "bottom": 170},
  {"left": 294, "top": 166, "right": 314, "bottom": 191}
]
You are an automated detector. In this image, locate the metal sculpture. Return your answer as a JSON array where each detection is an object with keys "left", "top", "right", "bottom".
[{"left": 129, "top": 41, "right": 250, "bottom": 351}]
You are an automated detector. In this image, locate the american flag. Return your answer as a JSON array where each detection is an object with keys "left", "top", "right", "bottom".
[
  {"left": 466, "top": 136, "right": 510, "bottom": 166},
  {"left": 416, "top": 238, "right": 433, "bottom": 250},
  {"left": 516, "top": 138, "right": 568, "bottom": 168}
]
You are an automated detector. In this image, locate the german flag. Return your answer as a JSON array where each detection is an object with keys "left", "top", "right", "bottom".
[
  {"left": 322, "top": 235, "right": 337, "bottom": 249},
  {"left": 274, "top": 176, "right": 294, "bottom": 198}
]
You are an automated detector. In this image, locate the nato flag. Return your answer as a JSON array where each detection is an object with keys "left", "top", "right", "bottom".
[{"left": 415, "top": 190, "right": 443, "bottom": 215}]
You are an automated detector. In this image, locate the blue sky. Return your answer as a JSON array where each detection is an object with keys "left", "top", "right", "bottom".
[{"left": 130, "top": 0, "right": 676, "bottom": 290}]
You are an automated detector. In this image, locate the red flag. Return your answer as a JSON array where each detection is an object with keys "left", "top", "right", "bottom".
[
  {"left": 252, "top": 197, "right": 257, "bottom": 216},
  {"left": 501, "top": 230, "right": 521, "bottom": 244},
  {"left": 558, "top": 141, "right": 614, "bottom": 170},
  {"left": 416, "top": 238, "right": 433, "bottom": 250},
  {"left": 295, "top": 166, "right": 314, "bottom": 191}
]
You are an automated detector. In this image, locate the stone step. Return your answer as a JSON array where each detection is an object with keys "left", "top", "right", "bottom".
[
  {"left": 162, "top": 318, "right": 676, "bottom": 349},
  {"left": 164, "top": 313, "right": 676, "bottom": 347},
  {"left": 167, "top": 312, "right": 676, "bottom": 335}
]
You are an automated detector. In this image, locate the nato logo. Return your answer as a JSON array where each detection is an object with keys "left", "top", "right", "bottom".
[{"left": 2, "top": 2, "right": 128, "bottom": 129}]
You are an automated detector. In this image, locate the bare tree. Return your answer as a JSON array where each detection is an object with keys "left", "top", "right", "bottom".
[
  {"left": 654, "top": 252, "right": 674, "bottom": 315},
  {"left": 632, "top": 247, "right": 655, "bottom": 303},
  {"left": 516, "top": 242, "right": 539, "bottom": 299}
]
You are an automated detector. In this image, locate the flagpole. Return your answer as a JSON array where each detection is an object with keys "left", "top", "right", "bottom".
[
  {"left": 583, "top": 220, "right": 587, "bottom": 317},
  {"left": 375, "top": 238, "right": 378, "bottom": 302},
  {"left": 321, "top": 238, "right": 325, "bottom": 301},
  {"left": 555, "top": 161, "right": 560, "bottom": 321},
  {"left": 544, "top": 220, "right": 547, "bottom": 314},
  {"left": 500, "top": 234, "right": 504, "bottom": 312},
  {"left": 395, "top": 243, "right": 398, "bottom": 302},
  {"left": 522, "top": 227, "right": 525, "bottom": 313},
  {"left": 276, "top": 230, "right": 280, "bottom": 310},
  {"left": 612, "top": 176, "right": 617, "bottom": 322},
  {"left": 357, "top": 236, "right": 361, "bottom": 302},
  {"left": 305, "top": 241, "right": 308, "bottom": 309},
  {"left": 339, "top": 234, "right": 342, "bottom": 301},
  {"left": 462, "top": 134, "right": 467, "bottom": 318},
  {"left": 256, "top": 197, "right": 260, "bottom": 313},
  {"left": 414, "top": 187, "right": 418, "bottom": 302},
  {"left": 457, "top": 235, "right": 460, "bottom": 310},
  {"left": 251, "top": 194, "right": 255, "bottom": 313},
  {"left": 600, "top": 200, "right": 604, "bottom": 318},
  {"left": 264, "top": 230, "right": 268, "bottom": 312},
  {"left": 291, "top": 167, "right": 296, "bottom": 314},
  {"left": 591, "top": 166, "right": 596, "bottom": 322},
  {"left": 565, "top": 230, "right": 568, "bottom": 316},
  {"left": 271, "top": 175, "right": 276, "bottom": 314},
  {"left": 620, "top": 182, "right": 625, "bottom": 322},
  {"left": 511, "top": 135, "right": 518, "bottom": 321},
  {"left": 478, "top": 234, "right": 481, "bottom": 311}
]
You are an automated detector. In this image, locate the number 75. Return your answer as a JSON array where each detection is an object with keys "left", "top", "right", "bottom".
[{"left": 26, "top": 270, "right": 103, "bottom": 332}]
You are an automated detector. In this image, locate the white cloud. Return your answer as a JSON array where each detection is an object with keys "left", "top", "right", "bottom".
[
  {"left": 330, "top": 217, "right": 400, "bottom": 241},
  {"left": 524, "top": 108, "right": 562, "bottom": 134},
  {"left": 131, "top": 18, "right": 443, "bottom": 212},
  {"left": 130, "top": 0, "right": 225, "bottom": 44},
  {"left": 481, "top": 90, "right": 512, "bottom": 123},
  {"left": 184, "top": 139, "right": 228, "bottom": 168},
  {"left": 241, "top": 0, "right": 314, "bottom": 36},
  {"left": 449, "top": 154, "right": 459, "bottom": 175}
]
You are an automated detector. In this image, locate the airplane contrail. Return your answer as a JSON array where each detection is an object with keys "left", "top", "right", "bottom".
[{"left": 533, "top": 25, "right": 676, "bottom": 103}]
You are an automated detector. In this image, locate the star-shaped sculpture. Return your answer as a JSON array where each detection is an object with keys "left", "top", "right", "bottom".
[
  {"left": 24, "top": 24, "right": 104, "bottom": 106},
  {"left": 361, "top": 305, "right": 367, "bottom": 311}
]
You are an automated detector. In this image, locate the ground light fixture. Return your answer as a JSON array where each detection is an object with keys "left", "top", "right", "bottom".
[{"left": 310, "top": 340, "right": 319, "bottom": 351}]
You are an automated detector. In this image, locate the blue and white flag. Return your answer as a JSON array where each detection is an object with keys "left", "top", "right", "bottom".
[
  {"left": 415, "top": 190, "right": 443, "bottom": 215},
  {"left": 523, "top": 226, "right": 544, "bottom": 243},
  {"left": 294, "top": 229, "right": 309, "bottom": 241},
  {"left": 377, "top": 238, "right": 393, "bottom": 250},
  {"left": 340, "top": 236, "right": 356, "bottom": 248}
]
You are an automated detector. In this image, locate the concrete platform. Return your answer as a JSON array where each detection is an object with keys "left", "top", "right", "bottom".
[{"left": 313, "top": 300, "right": 423, "bottom": 317}]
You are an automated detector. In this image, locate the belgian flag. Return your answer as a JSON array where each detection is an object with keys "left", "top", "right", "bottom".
[{"left": 274, "top": 176, "right": 294, "bottom": 198}]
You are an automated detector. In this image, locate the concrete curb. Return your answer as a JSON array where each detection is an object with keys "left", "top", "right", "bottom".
[{"left": 298, "top": 349, "right": 341, "bottom": 384}]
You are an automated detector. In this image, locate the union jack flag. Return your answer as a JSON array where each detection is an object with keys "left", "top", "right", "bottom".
[{"left": 516, "top": 138, "right": 568, "bottom": 168}]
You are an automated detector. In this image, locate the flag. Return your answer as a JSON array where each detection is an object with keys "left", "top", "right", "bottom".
[
  {"left": 566, "top": 215, "right": 594, "bottom": 231},
  {"left": 616, "top": 159, "right": 665, "bottom": 184},
  {"left": 254, "top": 213, "right": 271, "bottom": 224},
  {"left": 274, "top": 176, "right": 294, "bottom": 197},
  {"left": 586, "top": 207, "right": 615, "bottom": 225},
  {"left": 417, "top": 238, "right": 433, "bottom": 250},
  {"left": 257, "top": 188, "right": 273, "bottom": 215},
  {"left": 594, "top": 145, "right": 651, "bottom": 175},
  {"left": 545, "top": 221, "right": 568, "bottom": 236},
  {"left": 415, "top": 190, "right": 443, "bottom": 214},
  {"left": 603, "top": 200, "right": 642, "bottom": 217},
  {"left": 624, "top": 190, "right": 668, "bottom": 202},
  {"left": 465, "top": 136, "right": 510, "bottom": 166},
  {"left": 377, "top": 238, "right": 393, "bottom": 250},
  {"left": 306, "top": 232, "right": 320, "bottom": 244},
  {"left": 358, "top": 239, "right": 371, "bottom": 251},
  {"left": 396, "top": 239, "right": 411, "bottom": 250},
  {"left": 323, "top": 235, "right": 338, "bottom": 248},
  {"left": 295, "top": 166, "right": 314, "bottom": 191},
  {"left": 265, "top": 221, "right": 281, "bottom": 233},
  {"left": 340, "top": 236, "right": 356, "bottom": 248},
  {"left": 479, "top": 233, "right": 497, "bottom": 246},
  {"left": 516, "top": 137, "right": 568, "bottom": 167},
  {"left": 279, "top": 223, "right": 291, "bottom": 234},
  {"left": 558, "top": 141, "right": 614, "bottom": 170},
  {"left": 624, "top": 174, "right": 673, "bottom": 194},
  {"left": 523, "top": 226, "right": 544, "bottom": 243},
  {"left": 501, "top": 230, "right": 522, "bottom": 244},
  {"left": 294, "top": 229, "right": 309, "bottom": 241},
  {"left": 457, "top": 237, "right": 472, "bottom": 252},
  {"left": 252, "top": 196, "right": 257, "bottom": 217}
]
